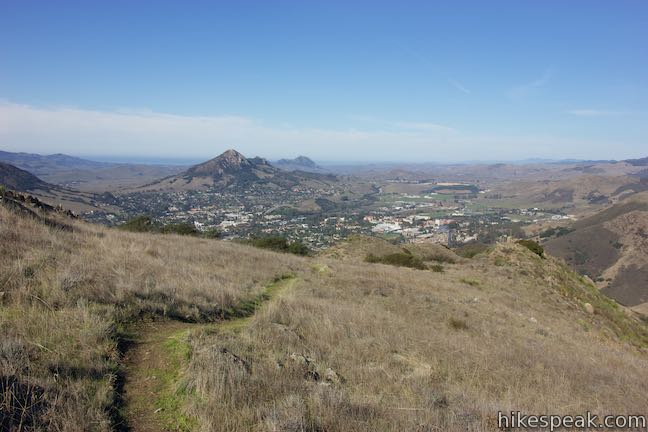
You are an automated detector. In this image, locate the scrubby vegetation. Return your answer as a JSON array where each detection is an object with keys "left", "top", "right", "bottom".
[
  {"left": 118, "top": 214, "right": 157, "bottom": 232},
  {"left": 453, "top": 241, "right": 490, "bottom": 258},
  {"left": 429, "top": 263, "right": 444, "bottom": 272},
  {"left": 539, "top": 226, "right": 574, "bottom": 238},
  {"left": 516, "top": 239, "right": 545, "bottom": 257},
  {"left": 245, "top": 235, "right": 310, "bottom": 256},
  {"left": 118, "top": 215, "right": 219, "bottom": 238},
  {"left": 365, "top": 250, "right": 427, "bottom": 270}
]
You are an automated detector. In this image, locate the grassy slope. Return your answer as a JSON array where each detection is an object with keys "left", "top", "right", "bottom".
[
  {"left": 184, "top": 244, "right": 648, "bottom": 431},
  {"left": 0, "top": 204, "right": 300, "bottom": 431},
  {"left": 2, "top": 203, "right": 648, "bottom": 431},
  {"left": 321, "top": 234, "right": 462, "bottom": 265},
  {"left": 544, "top": 192, "right": 648, "bottom": 307}
]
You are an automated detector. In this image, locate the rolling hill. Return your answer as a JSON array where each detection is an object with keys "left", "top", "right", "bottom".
[
  {"left": 543, "top": 191, "right": 648, "bottom": 311},
  {"left": 0, "top": 161, "right": 53, "bottom": 191},
  {"left": 0, "top": 161, "right": 114, "bottom": 213},
  {"left": 0, "top": 150, "right": 113, "bottom": 177}
]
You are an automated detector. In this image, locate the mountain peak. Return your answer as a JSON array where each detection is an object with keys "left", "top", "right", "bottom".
[
  {"left": 186, "top": 149, "right": 253, "bottom": 177},
  {"left": 292, "top": 156, "right": 317, "bottom": 167},
  {"left": 274, "top": 155, "right": 324, "bottom": 172},
  {"left": 276, "top": 155, "right": 317, "bottom": 167},
  {"left": 220, "top": 148, "right": 245, "bottom": 160}
]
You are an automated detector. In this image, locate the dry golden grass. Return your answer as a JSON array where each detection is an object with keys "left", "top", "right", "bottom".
[
  {"left": 2, "top": 202, "right": 648, "bottom": 431},
  {"left": 321, "top": 234, "right": 462, "bottom": 265},
  {"left": 0, "top": 204, "right": 300, "bottom": 431},
  {"left": 185, "top": 245, "right": 648, "bottom": 431}
]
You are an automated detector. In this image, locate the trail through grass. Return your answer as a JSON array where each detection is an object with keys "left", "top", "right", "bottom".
[{"left": 120, "top": 275, "right": 297, "bottom": 431}]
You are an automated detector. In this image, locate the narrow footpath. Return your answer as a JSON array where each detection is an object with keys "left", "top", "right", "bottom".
[{"left": 120, "top": 276, "right": 298, "bottom": 431}]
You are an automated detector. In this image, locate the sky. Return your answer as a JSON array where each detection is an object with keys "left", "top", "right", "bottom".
[{"left": 1, "top": 1, "right": 647, "bottom": 163}]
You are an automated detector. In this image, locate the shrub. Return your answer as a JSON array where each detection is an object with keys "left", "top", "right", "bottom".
[
  {"left": 202, "top": 227, "right": 222, "bottom": 239},
  {"left": 247, "top": 236, "right": 310, "bottom": 256},
  {"left": 287, "top": 241, "right": 310, "bottom": 256},
  {"left": 118, "top": 215, "right": 158, "bottom": 232},
  {"left": 516, "top": 239, "right": 544, "bottom": 257},
  {"left": 448, "top": 317, "right": 469, "bottom": 330},
  {"left": 460, "top": 278, "right": 480, "bottom": 287},
  {"left": 119, "top": 217, "right": 203, "bottom": 237},
  {"left": 454, "top": 242, "right": 489, "bottom": 259},
  {"left": 160, "top": 223, "right": 199, "bottom": 236},
  {"left": 429, "top": 264, "right": 444, "bottom": 272},
  {"left": 365, "top": 252, "right": 427, "bottom": 270},
  {"left": 427, "top": 254, "right": 456, "bottom": 264},
  {"left": 539, "top": 226, "right": 573, "bottom": 238},
  {"left": 539, "top": 227, "right": 556, "bottom": 238}
]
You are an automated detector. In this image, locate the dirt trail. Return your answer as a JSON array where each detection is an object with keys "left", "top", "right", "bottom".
[{"left": 120, "top": 276, "right": 297, "bottom": 432}]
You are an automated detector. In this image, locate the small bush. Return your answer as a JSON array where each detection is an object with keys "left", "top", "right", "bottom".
[
  {"left": 119, "top": 216, "right": 203, "bottom": 237},
  {"left": 454, "top": 242, "right": 489, "bottom": 259},
  {"left": 365, "top": 253, "right": 427, "bottom": 270},
  {"left": 539, "top": 226, "right": 573, "bottom": 239},
  {"left": 247, "top": 236, "right": 310, "bottom": 256},
  {"left": 118, "top": 215, "right": 158, "bottom": 232},
  {"left": 429, "top": 264, "right": 444, "bottom": 272},
  {"left": 448, "top": 317, "right": 468, "bottom": 330},
  {"left": 287, "top": 241, "right": 310, "bottom": 256},
  {"left": 460, "top": 278, "right": 480, "bottom": 287},
  {"left": 202, "top": 227, "right": 222, "bottom": 239},
  {"left": 160, "top": 223, "right": 199, "bottom": 236},
  {"left": 516, "top": 239, "right": 544, "bottom": 257},
  {"left": 428, "top": 254, "right": 456, "bottom": 264}
]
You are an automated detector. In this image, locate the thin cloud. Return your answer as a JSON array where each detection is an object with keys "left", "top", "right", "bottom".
[
  {"left": 448, "top": 79, "right": 471, "bottom": 95},
  {"left": 0, "top": 101, "right": 630, "bottom": 162},
  {"left": 394, "top": 122, "right": 454, "bottom": 132},
  {"left": 507, "top": 68, "right": 556, "bottom": 100},
  {"left": 567, "top": 109, "right": 623, "bottom": 117}
]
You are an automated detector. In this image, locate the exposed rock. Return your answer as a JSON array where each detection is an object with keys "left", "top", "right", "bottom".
[
  {"left": 324, "top": 367, "right": 342, "bottom": 384},
  {"left": 584, "top": 303, "right": 595, "bottom": 315},
  {"left": 289, "top": 352, "right": 315, "bottom": 366}
]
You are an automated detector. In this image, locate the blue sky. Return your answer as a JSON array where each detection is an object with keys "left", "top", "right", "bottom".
[{"left": 1, "top": 1, "right": 647, "bottom": 162}]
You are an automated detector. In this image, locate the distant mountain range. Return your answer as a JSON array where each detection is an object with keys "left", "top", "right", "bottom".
[
  {"left": 0, "top": 161, "right": 114, "bottom": 213},
  {"left": 625, "top": 156, "right": 648, "bottom": 167},
  {"left": 0, "top": 150, "right": 112, "bottom": 177},
  {"left": 138, "top": 149, "right": 336, "bottom": 191}
]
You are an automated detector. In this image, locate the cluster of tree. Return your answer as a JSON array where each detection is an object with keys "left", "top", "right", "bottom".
[{"left": 539, "top": 226, "right": 574, "bottom": 238}]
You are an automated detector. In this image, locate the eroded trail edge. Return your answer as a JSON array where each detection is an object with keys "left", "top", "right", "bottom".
[{"left": 119, "top": 275, "right": 298, "bottom": 432}]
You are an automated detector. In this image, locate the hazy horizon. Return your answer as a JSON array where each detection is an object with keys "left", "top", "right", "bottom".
[
  {"left": 0, "top": 148, "right": 626, "bottom": 167},
  {"left": 2, "top": 2, "right": 647, "bottom": 161}
]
